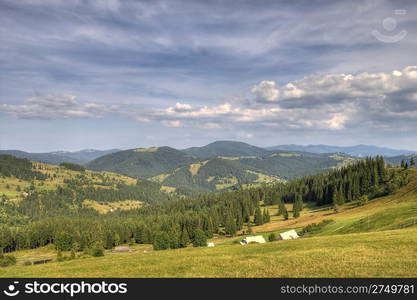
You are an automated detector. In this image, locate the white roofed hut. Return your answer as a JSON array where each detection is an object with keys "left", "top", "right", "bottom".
[
  {"left": 240, "top": 235, "right": 266, "bottom": 245},
  {"left": 114, "top": 246, "right": 131, "bottom": 252},
  {"left": 279, "top": 229, "right": 300, "bottom": 240}
]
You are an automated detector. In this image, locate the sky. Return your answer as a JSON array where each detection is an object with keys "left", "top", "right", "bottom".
[{"left": 1, "top": 0, "right": 417, "bottom": 152}]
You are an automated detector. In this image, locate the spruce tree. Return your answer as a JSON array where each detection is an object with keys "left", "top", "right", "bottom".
[
  {"left": 179, "top": 227, "right": 190, "bottom": 248},
  {"left": 225, "top": 213, "right": 237, "bottom": 236},
  {"left": 263, "top": 208, "right": 270, "bottom": 223},
  {"left": 293, "top": 202, "right": 300, "bottom": 218},
  {"left": 192, "top": 229, "right": 207, "bottom": 247},
  {"left": 254, "top": 207, "right": 264, "bottom": 226},
  {"left": 277, "top": 200, "right": 285, "bottom": 216},
  {"left": 247, "top": 222, "right": 253, "bottom": 234}
]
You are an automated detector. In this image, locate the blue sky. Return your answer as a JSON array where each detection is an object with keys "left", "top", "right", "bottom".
[{"left": 1, "top": 0, "right": 417, "bottom": 152}]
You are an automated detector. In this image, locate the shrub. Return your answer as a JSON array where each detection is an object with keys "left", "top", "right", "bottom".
[
  {"left": 57, "top": 250, "right": 64, "bottom": 262},
  {"left": 0, "top": 255, "right": 16, "bottom": 267},
  {"left": 70, "top": 249, "right": 76, "bottom": 259},
  {"left": 268, "top": 233, "right": 277, "bottom": 242},
  {"left": 300, "top": 219, "right": 335, "bottom": 236},
  {"left": 357, "top": 195, "right": 369, "bottom": 206},
  {"left": 59, "top": 162, "right": 85, "bottom": 172},
  {"left": 90, "top": 242, "right": 105, "bottom": 257},
  {"left": 23, "top": 260, "right": 32, "bottom": 266},
  {"left": 153, "top": 232, "right": 171, "bottom": 250},
  {"left": 54, "top": 231, "right": 73, "bottom": 251},
  {"left": 192, "top": 229, "right": 207, "bottom": 247}
]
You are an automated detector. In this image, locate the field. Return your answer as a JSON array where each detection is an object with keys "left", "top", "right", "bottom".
[
  {"left": 1, "top": 228, "right": 416, "bottom": 277},
  {"left": 1, "top": 169, "right": 416, "bottom": 278}
]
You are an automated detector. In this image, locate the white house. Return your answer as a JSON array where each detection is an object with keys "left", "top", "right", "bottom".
[
  {"left": 279, "top": 229, "right": 300, "bottom": 240},
  {"left": 240, "top": 235, "right": 266, "bottom": 245},
  {"left": 207, "top": 242, "right": 215, "bottom": 247}
]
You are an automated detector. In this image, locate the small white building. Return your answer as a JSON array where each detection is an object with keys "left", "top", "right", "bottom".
[
  {"left": 279, "top": 229, "right": 300, "bottom": 240},
  {"left": 114, "top": 246, "right": 131, "bottom": 252},
  {"left": 240, "top": 235, "right": 266, "bottom": 245},
  {"left": 207, "top": 242, "right": 215, "bottom": 247}
]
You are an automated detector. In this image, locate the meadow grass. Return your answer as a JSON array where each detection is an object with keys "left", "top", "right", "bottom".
[{"left": 1, "top": 228, "right": 416, "bottom": 278}]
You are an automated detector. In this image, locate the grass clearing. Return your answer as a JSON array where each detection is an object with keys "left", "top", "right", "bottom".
[{"left": 2, "top": 228, "right": 416, "bottom": 278}]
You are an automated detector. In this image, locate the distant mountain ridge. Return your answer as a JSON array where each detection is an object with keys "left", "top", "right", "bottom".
[
  {"left": 0, "top": 149, "right": 120, "bottom": 165},
  {"left": 266, "top": 144, "right": 416, "bottom": 157},
  {"left": 85, "top": 142, "right": 357, "bottom": 193},
  {"left": 3, "top": 141, "right": 415, "bottom": 194},
  {"left": 183, "top": 140, "right": 270, "bottom": 158}
]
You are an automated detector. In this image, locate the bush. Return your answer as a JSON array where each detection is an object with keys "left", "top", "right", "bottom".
[
  {"left": 90, "top": 242, "right": 105, "bottom": 257},
  {"left": 357, "top": 195, "right": 369, "bottom": 206},
  {"left": 57, "top": 250, "right": 64, "bottom": 262},
  {"left": 23, "top": 260, "right": 32, "bottom": 266},
  {"left": 192, "top": 229, "right": 207, "bottom": 247},
  {"left": 153, "top": 232, "right": 171, "bottom": 250},
  {"left": 59, "top": 162, "right": 85, "bottom": 172},
  {"left": 268, "top": 233, "right": 277, "bottom": 242},
  {"left": 0, "top": 255, "right": 17, "bottom": 267},
  {"left": 54, "top": 231, "right": 73, "bottom": 251},
  {"left": 70, "top": 249, "right": 76, "bottom": 259},
  {"left": 300, "top": 219, "right": 335, "bottom": 236}
]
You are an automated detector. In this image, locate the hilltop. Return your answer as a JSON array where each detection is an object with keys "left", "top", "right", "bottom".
[
  {"left": 183, "top": 140, "right": 270, "bottom": 158},
  {"left": 86, "top": 146, "right": 196, "bottom": 179}
]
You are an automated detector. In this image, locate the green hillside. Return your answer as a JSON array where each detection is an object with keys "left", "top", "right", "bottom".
[
  {"left": 150, "top": 152, "right": 355, "bottom": 193},
  {"left": 0, "top": 155, "right": 170, "bottom": 223},
  {"left": 86, "top": 141, "right": 356, "bottom": 193},
  {"left": 2, "top": 168, "right": 416, "bottom": 278},
  {"left": 150, "top": 153, "right": 350, "bottom": 194},
  {"left": 86, "top": 146, "right": 195, "bottom": 178}
]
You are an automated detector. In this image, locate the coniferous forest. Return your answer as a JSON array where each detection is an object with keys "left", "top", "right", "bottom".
[{"left": 0, "top": 154, "right": 410, "bottom": 254}]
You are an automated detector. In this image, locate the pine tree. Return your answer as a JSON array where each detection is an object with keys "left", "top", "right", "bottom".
[
  {"left": 283, "top": 208, "right": 289, "bottom": 220},
  {"left": 277, "top": 200, "right": 285, "bottom": 216},
  {"left": 247, "top": 222, "right": 253, "bottom": 234},
  {"left": 254, "top": 207, "right": 264, "bottom": 226},
  {"left": 410, "top": 156, "right": 415, "bottom": 167},
  {"left": 225, "top": 213, "right": 237, "bottom": 236},
  {"left": 293, "top": 202, "right": 300, "bottom": 218},
  {"left": 179, "top": 227, "right": 190, "bottom": 248},
  {"left": 192, "top": 229, "right": 207, "bottom": 247},
  {"left": 153, "top": 232, "right": 170, "bottom": 250},
  {"left": 263, "top": 208, "right": 270, "bottom": 223}
]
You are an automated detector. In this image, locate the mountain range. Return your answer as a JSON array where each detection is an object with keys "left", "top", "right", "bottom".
[
  {"left": 2, "top": 141, "right": 415, "bottom": 194},
  {"left": 266, "top": 144, "right": 416, "bottom": 157},
  {"left": 86, "top": 141, "right": 357, "bottom": 193},
  {"left": 0, "top": 149, "right": 120, "bottom": 165}
]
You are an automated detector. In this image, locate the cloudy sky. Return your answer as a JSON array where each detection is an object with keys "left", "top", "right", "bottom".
[{"left": 1, "top": 0, "right": 417, "bottom": 152}]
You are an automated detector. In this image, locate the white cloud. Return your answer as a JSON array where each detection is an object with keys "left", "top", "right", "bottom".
[
  {"left": 251, "top": 80, "right": 279, "bottom": 102},
  {"left": 166, "top": 102, "right": 193, "bottom": 112},
  {"left": 3, "top": 67, "right": 417, "bottom": 136},
  {"left": 0, "top": 94, "right": 111, "bottom": 119},
  {"left": 135, "top": 66, "right": 417, "bottom": 132}
]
